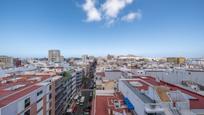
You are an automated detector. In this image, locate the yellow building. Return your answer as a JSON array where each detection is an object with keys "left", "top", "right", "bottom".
[
  {"left": 167, "top": 57, "right": 186, "bottom": 64},
  {"left": 177, "top": 57, "right": 186, "bottom": 64}
]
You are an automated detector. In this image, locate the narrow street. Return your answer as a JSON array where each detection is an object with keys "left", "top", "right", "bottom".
[
  {"left": 67, "top": 59, "right": 96, "bottom": 115},
  {"left": 73, "top": 90, "right": 93, "bottom": 115}
]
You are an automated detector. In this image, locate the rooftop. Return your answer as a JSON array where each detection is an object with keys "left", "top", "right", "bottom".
[
  {"left": 94, "top": 92, "right": 132, "bottom": 115},
  {"left": 127, "top": 79, "right": 149, "bottom": 91},
  {"left": 135, "top": 76, "right": 204, "bottom": 109},
  {"left": 122, "top": 80, "right": 155, "bottom": 103},
  {"left": 0, "top": 73, "right": 54, "bottom": 107}
]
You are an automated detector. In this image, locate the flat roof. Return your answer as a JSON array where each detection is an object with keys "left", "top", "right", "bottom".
[
  {"left": 127, "top": 80, "right": 149, "bottom": 91},
  {"left": 94, "top": 92, "right": 131, "bottom": 115},
  {"left": 138, "top": 77, "right": 204, "bottom": 109},
  {"left": 122, "top": 80, "right": 155, "bottom": 103}
]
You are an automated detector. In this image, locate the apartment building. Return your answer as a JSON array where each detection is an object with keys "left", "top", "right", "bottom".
[
  {"left": 0, "top": 74, "right": 53, "bottom": 115},
  {"left": 119, "top": 76, "right": 204, "bottom": 115},
  {"left": 167, "top": 57, "right": 186, "bottom": 64},
  {"left": 119, "top": 78, "right": 165, "bottom": 115},
  {"left": 145, "top": 69, "right": 204, "bottom": 86},
  {"left": 0, "top": 69, "right": 83, "bottom": 115},
  {"left": 48, "top": 50, "right": 61, "bottom": 63},
  {"left": 75, "top": 69, "right": 83, "bottom": 90},
  {"left": 0, "top": 56, "right": 13, "bottom": 69},
  {"left": 82, "top": 55, "right": 88, "bottom": 63},
  {"left": 52, "top": 68, "right": 83, "bottom": 115}
]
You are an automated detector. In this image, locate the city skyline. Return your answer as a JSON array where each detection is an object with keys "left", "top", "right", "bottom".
[{"left": 0, "top": 0, "right": 204, "bottom": 58}]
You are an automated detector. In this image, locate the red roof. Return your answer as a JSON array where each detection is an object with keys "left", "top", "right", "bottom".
[
  {"left": 95, "top": 93, "right": 130, "bottom": 115},
  {"left": 0, "top": 74, "right": 52, "bottom": 107},
  {"left": 0, "top": 85, "right": 40, "bottom": 107},
  {"left": 96, "top": 72, "right": 105, "bottom": 77}
]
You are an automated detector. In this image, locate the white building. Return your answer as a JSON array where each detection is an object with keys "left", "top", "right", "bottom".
[
  {"left": 119, "top": 79, "right": 165, "bottom": 115},
  {"left": 0, "top": 76, "right": 52, "bottom": 115}
]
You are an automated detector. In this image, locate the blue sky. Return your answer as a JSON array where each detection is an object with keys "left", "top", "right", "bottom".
[{"left": 0, "top": 0, "right": 204, "bottom": 58}]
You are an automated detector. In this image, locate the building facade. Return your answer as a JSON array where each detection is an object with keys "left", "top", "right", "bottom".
[
  {"left": 167, "top": 57, "right": 186, "bottom": 64},
  {"left": 48, "top": 50, "right": 61, "bottom": 63},
  {"left": 0, "top": 56, "right": 13, "bottom": 69},
  {"left": 0, "top": 70, "right": 83, "bottom": 115},
  {"left": 0, "top": 75, "right": 53, "bottom": 115}
]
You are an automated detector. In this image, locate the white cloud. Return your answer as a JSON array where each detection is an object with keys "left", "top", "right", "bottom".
[
  {"left": 122, "top": 11, "right": 142, "bottom": 22},
  {"left": 81, "top": 0, "right": 140, "bottom": 25},
  {"left": 102, "top": 0, "right": 133, "bottom": 18},
  {"left": 82, "top": 0, "right": 101, "bottom": 22}
]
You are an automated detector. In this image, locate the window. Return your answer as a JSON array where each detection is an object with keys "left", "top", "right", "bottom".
[
  {"left": 49, "top": 102, "right": 52, "bottom": 108},
  {"left": 24, "top": 109, "right": 30, "bottom": 115},
  {"left": 49, "top": 109, "right": 52, "bottom": 115},
  {"left": 24, "top": 98, "right": 30, "bottom": 108},
  {"left": 49, "top": 93, "right": 52, "bottom": 99},
  {"left": 37, "top": 98, "right": 43, "bottom": 103},
  {"left": 37, "top": 107, "right": 43, "bottom": 113},
  {"left": 49, "top": 85, "right": 52, "bottom": 91},
  {"left": 37, "top": 90, "right": 43, "bottom": 96}
]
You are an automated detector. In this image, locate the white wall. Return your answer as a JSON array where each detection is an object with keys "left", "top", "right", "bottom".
[
  {"left": 37, "top": 99, "right": 43, "bottom": 111},
  {"left": 104, "top": 71, "right": 122, "bottom": 80},
  {"left": 37, "top": 109, "right": 43, "bottom": 115},
  {"left": 1, "top": 83, "right": 50, "bottom": 115},
  {"left": 119, "top": 80, "right": 145, "bottom": 115},
  {"left": 145, "top": 87, "right": 160, "bottom": 102},
  {"left": 145, "top": 70, "right": 204, "bottom": 85},
  {"left": 1, "top": 101, "right": 17, "bottom": 115}
]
